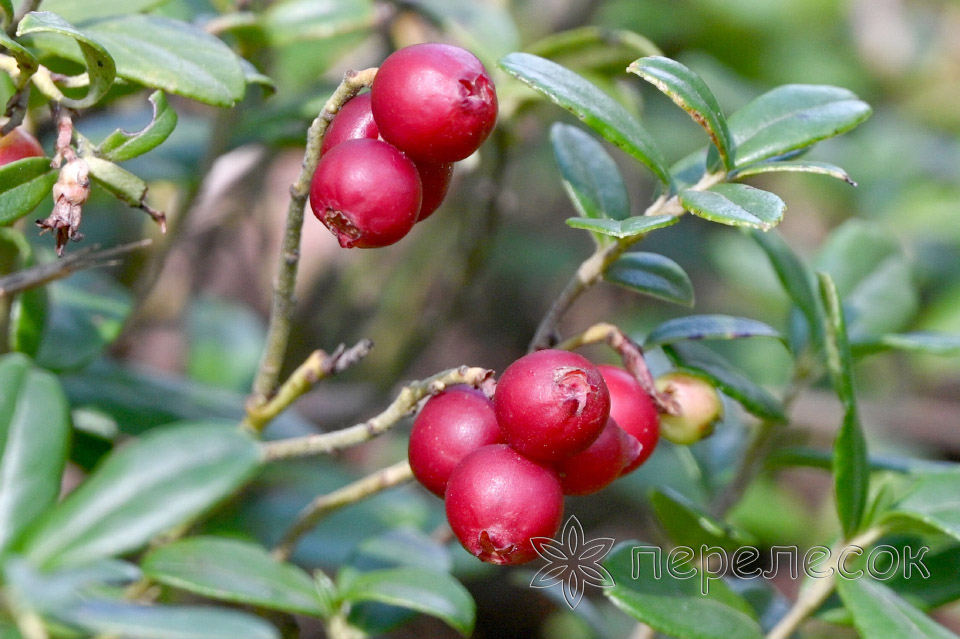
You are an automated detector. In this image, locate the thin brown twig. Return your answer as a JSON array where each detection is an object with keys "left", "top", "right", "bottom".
[
  {"left": 261, "top": 366, "right": 493, "bottom": 462},
  {"left": 249, "top": 67, "right": 378, "bottom": 409},
  {"left": 243, "top": 339, "right": 373, "bottom": 433},
  {"left": 0, "top": 239, "right": 152, "bottom": 298},
  {"left": 271, "top": 460, "right": 414, "bottom": 561}
]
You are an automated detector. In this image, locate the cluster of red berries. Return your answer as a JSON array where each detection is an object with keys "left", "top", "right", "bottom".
[
  {"left": 309, "top": 43, "right": 498, "bottom": 249},
  {"left": 409, "top": 350, "right": 672, "bottom": 565}
]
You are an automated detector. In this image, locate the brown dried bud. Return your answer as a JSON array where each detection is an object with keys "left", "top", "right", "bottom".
[{"left": 37, "top": 157, "right": 91, "bottom": 256}]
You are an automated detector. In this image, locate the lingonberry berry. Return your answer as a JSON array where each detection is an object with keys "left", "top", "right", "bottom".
[
  {"left": 0, "top": 128, "right": 44, "bottom": 166},
  {"left": 445, "top": 444, "right": 564, "bottom": 565},
  {"left": 655, "top": 372, "right": 724, "bottom": 445},
  {"left": 408, "top": 385, "right": 502, "bottom": 497},
  {"left": 371, "top": 43, "right": 498, "bottom": 163},
  {"left": 596, "top": 364, "right": 660, "bottom": 474},
  {"left": 320, "top": 93, "right": 379, "bottom": 156},
  {"left": 555, "top": 417, "right": 641, "bottom": 496},
  {"left": 494, "top": 349, "right": 610, "bottom": 463},
  {"left": 320, "top": 94, "right": 453, "bottom": 221},
  {"left": 309, "top": 138, "right": 421, "bottom": 248}
]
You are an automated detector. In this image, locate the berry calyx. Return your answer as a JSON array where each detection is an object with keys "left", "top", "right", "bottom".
[
  {"left": 596, "top": 364, "right": 660, "bottom": 474},
  {"left": 655, "top": 372, "right": 724, "bottom": 445},
  {"left": 0, "top": 128, "right": 44, "bottom": 166},
  {"left": 444, "top": 444, "right": 564, "bottom": 565},
  {"left": 309, "top": 138, "right": 421, "bottom": 248},
  {"left": 320, "top": 93, "right": 379, "bottom": 156},
  {"left": 556, "top": 417, "right": 640, "bottom": 496},
  {"left": 371, "top": 43, "right": 498, "bottom": 163},
  {"left": 494, "top": 349, "right": 610, "bottom": 463},
  {"left": 408, "top": 385, "right": 502, "bottom": 497},
  {"left": 320, "top": 94, "right": 453, "bottom": 221}
]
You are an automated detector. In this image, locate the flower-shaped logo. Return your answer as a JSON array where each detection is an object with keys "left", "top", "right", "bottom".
[{"left": 529, "top": 516, "right": 615, "bottom": 609}]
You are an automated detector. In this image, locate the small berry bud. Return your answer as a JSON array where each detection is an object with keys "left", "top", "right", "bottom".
[{"left": 655, "top": 372, "right": 723, "bottom": 445}]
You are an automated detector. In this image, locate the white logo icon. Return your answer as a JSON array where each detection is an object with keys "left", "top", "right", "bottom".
[{"left": 530, "top": 516, "right": 616, "bottom": 609}]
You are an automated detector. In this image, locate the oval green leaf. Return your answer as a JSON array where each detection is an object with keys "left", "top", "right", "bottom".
[
  {"left": 645, "top": 314, "right": 783, "bottom": 348},
  {"left": 885, "top": 472, "right": 960, "bottom": 543},
  {"left": 650, "top": 487, "right": 756, "bottom": 550},
  {"left": 142, "top": 537, "right": 327, "bottom": 617},
  {"left": 818, "top": 272, "right": 869, "bottom": 539},
  {"left": 0, "top": 0, "right": 12, "bottom": 28},
  {"left": 499, "top": 52, "right": 672, "bottom": 187},
  {"left": 629, "top": 56, "right": 734, "bottom": 171},
  {"left": 663, "top": 341, "right": 786, "bottom": 422},
  {"left": 728, "top": 84, "right": 871, "bottom": 169},
  {"left": 0, "top": 353, "right": 70, "bottom": 554},
  {"left": 733, "top": 160, "right": 855, "bottom": 185},
  {"left": 605, "top": 251, "right": 694, "bottom": 306},
  {"left": 32, "top": 14, "right": 245, "bottom": 107},
  {"left": 98, "top": 91, "right": 178, "bottom": 163},
  {"left": 0, "top": 157, "right": 57, "bottom": 226},
  {"left": 551, "top": 123, "right": 630, "bottom": 221},
  {"left": 85, "top": 156, "right": 148, "bottom": 206},
  {"left": 9, "top": 284, "right": 48, "bottom": 358},
  {"left": 22, "top": 422, "right": 262, "bottom": 569},
  {"left": 35, "top": 0, "right": 173, "bottom": 24},
  {"left": 17, "top": 12, "right": 116, "bottom": 108},
  {"left": 836, "top": 577, "right": 959, "bottom": 639},
  {"left": 566, "top": 213, "right": 677, "bottom": 239},
  {"left": 851, "top": 332, "right": 960, "bottom": 358},
  {"left": 339, "top": 568, "right": 475, "bottom": 637},
  {"left": 680, "top": 183, "right": 785, "bottom": 230},
  {"left": 603, "top": 542, "right": 762, "bottom": 639},
  {"left": 59, "top": 601, "right": 279, "bottom": 639},
  {"left": 0, "top": 29, "right": 39, "bottom": 73}
]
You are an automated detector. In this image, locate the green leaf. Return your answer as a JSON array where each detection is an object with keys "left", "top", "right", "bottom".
[
  {"left": 551, "top": 123, "right": 629, "bottom": 221},
  {"left": 17, "top": 12, "right": 116, "bottom": 109},
  {"left": 836, "top": 577, "right": 959, "bottom": 639},
  {"left": 262, "top": 0, "right": 376, "bottom": 46},
  {"left": 733, "top": 160, "right": 856, "bottom": 185},
  {"left": 35, "top": 0, "right": 173, "bottom": 24},
  {"left": 499, "top": 52, "right": 672, "bottom": 187},
  {"left": 406, "top": 0, "right": 519, "bottom": 67},
  {"left": 59, "top": 601, "right": 279, "bottom": 639},
  {"left": 33, "top": 15, "right": 245, "bottom": 107},
  {"left": 851, "top": 332, "right": 960, "bottom": 357},
  {"left": 0, "top": 157, "right": 57, "bottom": 226},
  {"left": 628, "top": 56, "right": 734, "bottom": 171},
  {"left": 97, "top": 91, "right": 177, "bottom": 163},
  {"left": 0, "top": 29, "right": 39, "bottom": 72},
  {"left": 728, "top": 84, "right": 871, "bottom": 169},
  {"left": 885, "top": 472, "right": 960, "bottom": 542},
  {"left": 663, "top": 341, "right": 786, "bottom": 422},
  {"left": 85, "top": 156, "right": 149, "bottom": 208},
  {"left": 0, "top": 353, "right": 70, "bottom": 554},
  {"left": 818, "top": 272, "right": 869, "bottom": 538},
  {"left": 603, "top": 542, "right": 762, "bottom": 639},
  {"left": 22, "top": 422, "right": 262, "bottom": 569},
  {"left": 9, "top": 284, "right": 47, "bottom": 358},
  {"left": 748, "top": 229, "right": 824, "bottom": 353},
  {"left": 605, "top": 251, "right": 694, "bottom": 306},
  {"left": 240, "top": 58, "right": 276, "bottom": 96},
  {"left": 0, "top": 0, "right": 12, "bottom": 29},
  {"left": 646, "top": 314, "right": 783, "bottom": 348},
  {"left": 339, "top": 568, "right": 475, "bottom": 637},
  {"left": 187, "top": 296, "right": 265, "bottom": 392},
  {"left": 650, "top": 487, "right": 755, "bottom": 550},
  {"left": 142, "top": 537, "right": 326, "bottom": 617},
  {"left": 566, "top": 213, "right": 677, "bottom": 238},
  {"left": 680, "top": 183, "right": 785, "bottom": 230},
  {"left": 35, "top": 271, "right": 132, "bottom": 372},
  {"left": 526, "top": 26, "right": 661, "bottom": 72}
]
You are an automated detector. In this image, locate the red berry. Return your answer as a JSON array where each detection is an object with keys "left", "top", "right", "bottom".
[
  {"left": 320, "top": 93, "right": 379, "bottom": 155},
  {"left": 556, "top": 417, "right": 640, "bottom": 496},
  {"left": 0, "top": 128, "right": 44, "bottom": 166},
  {"left": 494, "top": 349, "right": 610, "bottom": 463},
  {"left": 309, "top": 138, "right": 421, "bottom": 248},
  {"left": 596, "top": 365, "right": 660, "bottom": 475},
  {"left": 445, "top": 444, "right": 564, "bottom": 565},
  {"left": 414, "top": 161, "right": 453, "bottom": 221},
  {"left": 371, "top": 43, "right": 498, "bottom": 163},
  {"left": 320, "top": 94, "right": 453, "bottom": 221},
  {"left": 408, "top": 386, "right": 502, "bottom": 497}
]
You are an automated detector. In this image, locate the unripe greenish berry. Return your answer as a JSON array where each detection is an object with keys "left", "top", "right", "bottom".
[{"left": 654, "top": 372, "right": 723, "bottom": 445}]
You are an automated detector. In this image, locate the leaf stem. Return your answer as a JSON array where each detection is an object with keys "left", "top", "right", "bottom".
[
  {"left": 260, "top": 366, "right": 493, "bottom": 461},
  {"left": 765, "top": 525, "right": 885, "bottom": 639},
  {"left": 249, "top": 67, "right": 377, "bottom": 409},
  {"left": 528, "top": 172, "right": 723, "bottom": 352},
  {"left": 243, "top": 339, "right": 372, "bottom": 433},
  {"left": 271, "top": 459, "right": 414, "bottom": 561}
]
